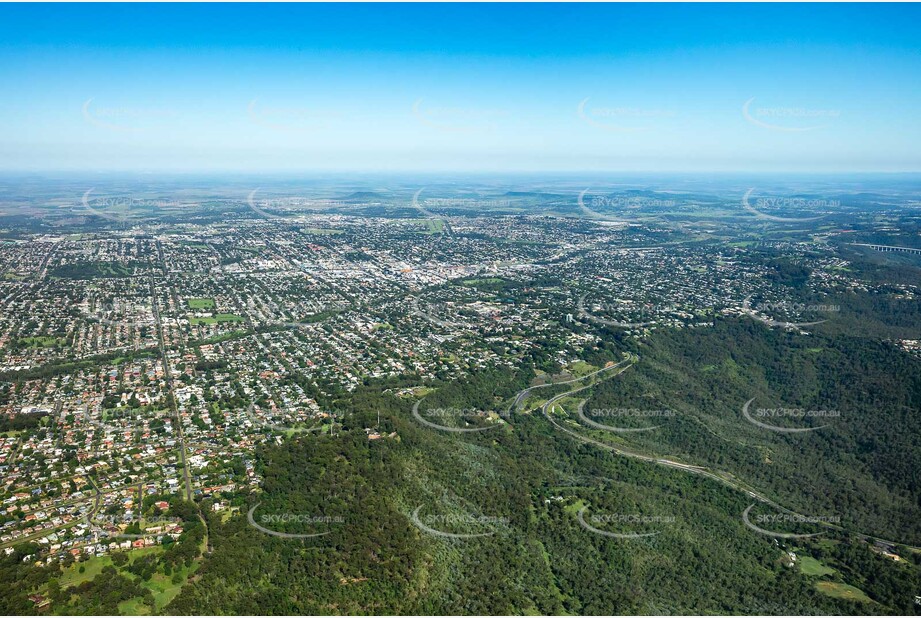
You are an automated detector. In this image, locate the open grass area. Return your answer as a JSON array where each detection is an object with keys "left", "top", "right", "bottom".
[
  {"left": 118, "top": 597, "right": 152, "bottom": 615},
  {"left": 18, "top": 336, "right": 63, "bottom": 348},
  {"left": 189, "top": 313, "right": 244, "bottom": 325},
  {"left": 567, "top": 360, "right": 599, "bottom": 377},
  {"left": 412, "top": 218, "right": 444, "bottom": 233},
  {"left": 186, "top": 298, "right": 216, "bottom": 310},
  {"left": 460, "top": 277, "right": 504, "bottom": 286},
  {"left": 146, "top": 559, "right": 199, "bottom": 609},
  {"left": 54, "top": 546, "right": 164, "bottom": 590},
  {"left": 815, "top": 581, "right": 873, "bottom": 603},
  {"left": 47, "top": 545, "right": 199, "bottom": 614},
  {"left": 57, "top": 554, "right": 114, "bottom": 588},
  {"left": 563, "top": 499, "right": 586, "bottom": 515},
  {"left": 50, "top": 261, "right": 138, "bottom": 279},
  {"left": 798, "top": 555, "right": 837, "bottom": 577}
]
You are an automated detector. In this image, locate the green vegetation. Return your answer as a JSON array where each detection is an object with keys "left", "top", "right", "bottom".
[
  {"left": 578, "top": 317, "right": 921, "bottom": 544},
  {"left": 189, "top": 313, "right": 244, "bottom": 325},
  {"left": 186, "top": 298, "right": 216, "bottom": 310},
  {"left": 414, "top": 218, "right": 445, "bottom": 233},
  {"left": 816, "top": 581, "right": 873, "bottom": 603},
  {"left": 34, "top": 498, "right": 206, "bottom": 615},
  {"left": 461, "top": 277, "right": 504, "bottom": 286},
  {"left": 16, "top": 336, "right": 63, "bottom": 348},
  {"left": 49, "top": 260, "right": 143, "bottom": 279},
  {"left": 799, "top": 555, "right": 837, "bottom": 577},
  {"left": 163, "top": 363, "right": 921, "bottom": 615}
]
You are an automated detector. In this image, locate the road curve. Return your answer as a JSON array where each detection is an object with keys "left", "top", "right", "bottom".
[{"left": 533, "top": 356, "right": 921, "bottom": 550}]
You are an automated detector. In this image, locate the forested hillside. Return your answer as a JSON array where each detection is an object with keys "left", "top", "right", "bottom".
[{"left": 166, "top": 326, "right": 921, "bottom": 614}]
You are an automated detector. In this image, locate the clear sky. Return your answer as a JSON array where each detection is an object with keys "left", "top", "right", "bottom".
[{"left": 1, "top": 3, "right": 920, "bottom": 173}]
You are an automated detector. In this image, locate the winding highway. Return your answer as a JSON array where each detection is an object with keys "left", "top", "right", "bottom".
[{"left": 518, "top": 353, "right": 921, "bottom": 551}]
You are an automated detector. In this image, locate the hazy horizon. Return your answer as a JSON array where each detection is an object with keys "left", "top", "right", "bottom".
[{"left": 2, "top": 3, "right": 921, "bottom": 173}]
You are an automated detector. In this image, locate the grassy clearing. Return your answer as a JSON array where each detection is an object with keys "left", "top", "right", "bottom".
[
  {"left": 189, "top": 313, "right": 244, "bottom": 325},
  {"left": 18, "top": 336, "right": 63, "bottom": 348},
  {"left": 186, "top": 298, "right": 216, "bottom": 310},
  {"left": 798, "top": 555, "right": 837, "bottom": 577},
  {"left": 411, "top": 218, "right": 444, "bottom": 233},
  {"left": 563, "top": 499, "right": 586, "bottom": 515},
  {"left": 815, "top": 581, "right": 873, "bottom": 603},
  {"left": 460, "top": 277, "right": 504, "bottom": 286},
  {"left": 49, "top": 545, "right": 199, "bottom": 614},
  {"left": 567, "top": 361, "right": 599, "bottom": 378},
  {"left": 55, "top": 547, "right": 163, "bottom": 589},
  {"left": 118, "top": 597, "right": 152, "bottom": 615}
]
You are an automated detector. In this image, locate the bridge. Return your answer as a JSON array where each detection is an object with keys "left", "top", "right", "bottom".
[{"left": 850, "top": 243, "right": 921, "bottom": 255}]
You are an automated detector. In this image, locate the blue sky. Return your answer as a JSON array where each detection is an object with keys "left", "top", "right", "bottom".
[{"left": 1, "top": 3, "right": 920, "bottom": 173}]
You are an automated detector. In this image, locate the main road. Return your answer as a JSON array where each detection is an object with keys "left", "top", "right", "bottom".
[{"left": 524, "top": 354, "right": 921, "bottom": 551}]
